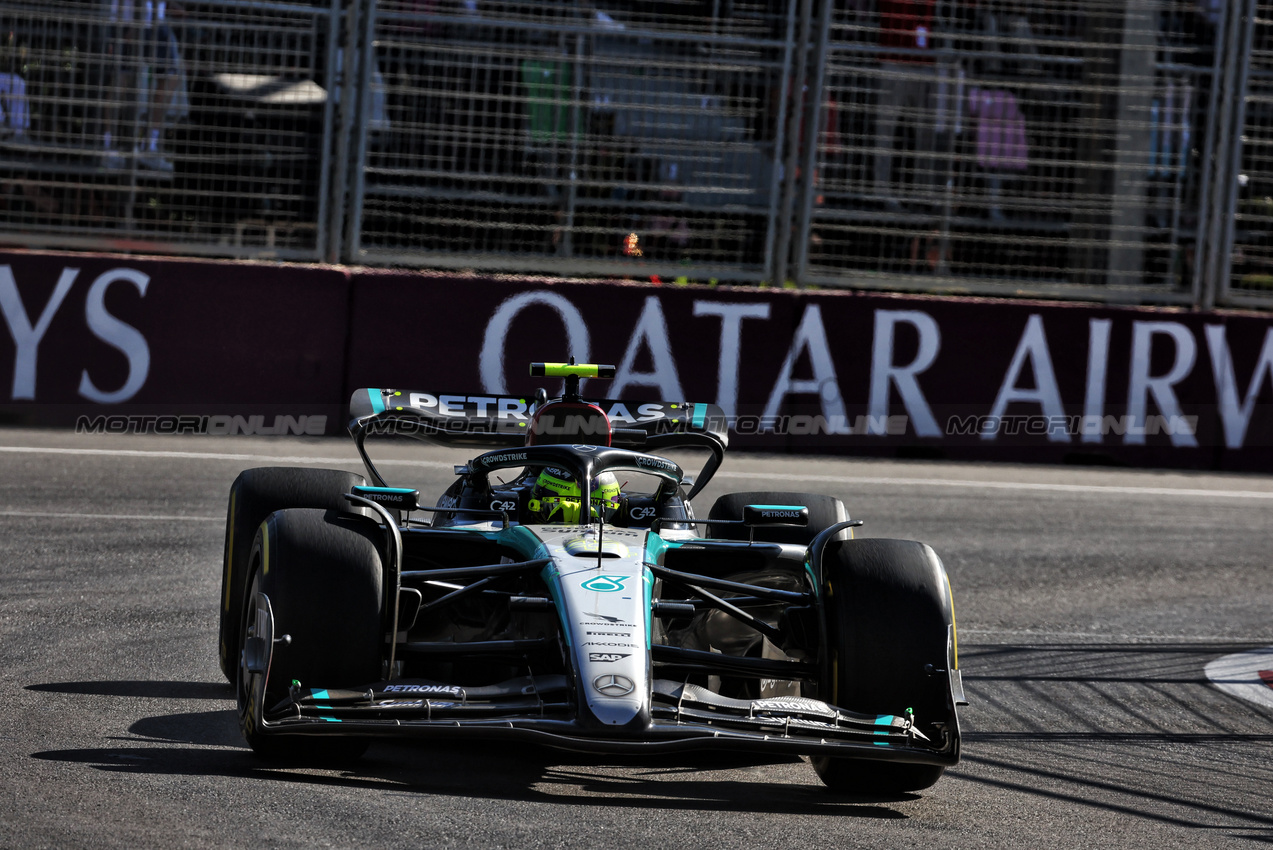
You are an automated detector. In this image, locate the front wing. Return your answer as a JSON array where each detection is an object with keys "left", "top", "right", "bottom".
[{"left": 247, "top": 670, "right": 958, "bottom": 765}]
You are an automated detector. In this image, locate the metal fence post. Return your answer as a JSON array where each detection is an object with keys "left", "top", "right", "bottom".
[
  {"left": 561, "top": 6, "right": 585, "bottom": 260},
  {"left": 1201, "top": 0, "right": 1247, "bottom": 309},
  {"left": 761, "top": 0, "right": 799, "bottom": 284},
  {"left": 340, "top": 0, "right": 378, "bottom": 264},
  {"left": 1178, "top": 20, "right": 1223, "bottom": 306},
  {"left": 320, "top": 0, "right": 346, "bottom": 263},
  {"left": 1212, "top": 0, "right": 1259, "bottom": 308},
  {"left": 792, "top": 0, "right": 832, "bottom": 287},
  {"left": 772, "top": 0, "right": 813, "bottom": 287}
]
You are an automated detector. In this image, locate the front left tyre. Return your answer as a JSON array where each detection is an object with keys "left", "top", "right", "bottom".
[
  {"left": 218, "top": 467, "right": 368, "bottom": 682},
  {"left": 238, "top": 508, "right": 384, "bottom": 762}
]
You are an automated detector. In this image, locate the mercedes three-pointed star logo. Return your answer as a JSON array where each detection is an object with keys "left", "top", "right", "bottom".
[{"left": 592, "top": 673, "right": 635, "bottom": 697}]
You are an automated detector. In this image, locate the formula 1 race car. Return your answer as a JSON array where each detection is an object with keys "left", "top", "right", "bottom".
[{"left": 217, "top": 362, "right": 966, "bottom": 793}]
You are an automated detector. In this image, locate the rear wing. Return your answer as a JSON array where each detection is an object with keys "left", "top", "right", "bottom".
[{"left": 348, "top": 388, "right": 729, "bottom": 500}]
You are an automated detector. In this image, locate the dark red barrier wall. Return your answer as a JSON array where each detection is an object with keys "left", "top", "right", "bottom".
[
  {"left": 4, "top": 250, "right": 1273, "bottom": 472},
  {"left": 347, "top": 269, "right": 1273, "bottom": 472},
  {"left": 0, "top": 250, "right": 349, "bottom": 429}
]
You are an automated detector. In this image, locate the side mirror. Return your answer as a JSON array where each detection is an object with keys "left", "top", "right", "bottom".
[{"left": 742, "top": 504, "right": 809, "bottom": 528}]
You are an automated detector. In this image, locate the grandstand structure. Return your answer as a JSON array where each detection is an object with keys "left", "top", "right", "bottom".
[{"left": 0, "top": 0, "right": 1268, "bottom": 308}]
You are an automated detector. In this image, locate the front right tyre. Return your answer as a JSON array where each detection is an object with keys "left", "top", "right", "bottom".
[{"left": 812, "top": 537, "right": 959, "bottom": 795}]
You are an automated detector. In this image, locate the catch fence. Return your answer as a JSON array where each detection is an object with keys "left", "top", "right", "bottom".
[{"left": 0, "top": 0, "right": 1267, "bottom": 308}]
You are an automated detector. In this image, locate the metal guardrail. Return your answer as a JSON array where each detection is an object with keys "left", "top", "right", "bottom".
[
  {"left": 1222, "top": 0, "right": 1273, "bottom": 308},
  {"left": 345, "top": 0, "right": 795, "bottom": 282},
  {"left": 795, "top": 0, "right": 1219, "bottom": 304},
  {"left": 0, "top": 0, "right": 1269, "bottom": 308},
  {"left": 0, "top": 0, "right": 340, "bottom": 260}
]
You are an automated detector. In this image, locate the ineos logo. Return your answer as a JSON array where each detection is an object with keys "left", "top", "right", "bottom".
[{"left": 629, "top": 506, "right": 658, "bottom": 520}]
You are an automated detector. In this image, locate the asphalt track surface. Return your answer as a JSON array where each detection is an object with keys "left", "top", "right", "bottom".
[{"left": 1, "top": 429, "right": 1271, "bottom": 849}]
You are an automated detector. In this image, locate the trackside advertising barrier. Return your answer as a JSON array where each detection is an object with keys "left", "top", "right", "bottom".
[
  {"left": 2, "top": 250, "right": 1272, "bottom": 473},
  {"left": 0, "top": 251, "right": 349, "bottom": 431}
]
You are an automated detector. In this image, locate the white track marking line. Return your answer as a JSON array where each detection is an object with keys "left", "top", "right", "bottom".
[
  {"left": 0, "top": 445, "right": 452, "bottom": 468},
  {"left": 1204, "top": 648, "right": 1273, "bottom": 712},
  {"left": 714, "top": 470, "right": 1273, "bottom": 499},
  {"left": 0, "top": 510, "right": 220, "bottom": 522},
  {"left": 1, "top": 444, "right": 1272, "bottom": 499},
  {"left": 961, "top": 628, "right": 1273, "bottom": 643}
]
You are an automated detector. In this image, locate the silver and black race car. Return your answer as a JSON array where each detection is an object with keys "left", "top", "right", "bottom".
[{"left": 217, "top": 362, "right": 966, "bottom": 794}]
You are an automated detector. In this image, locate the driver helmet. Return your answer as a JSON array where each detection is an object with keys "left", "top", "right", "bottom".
[{"left": 528, "top": 467, "right": 620, "bottom": 524}]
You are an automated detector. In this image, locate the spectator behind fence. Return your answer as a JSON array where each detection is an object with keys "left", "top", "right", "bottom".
[
  {"left": 102, "top": 0, "right": 189, "bottom": 171},
  {"left": 967, "top": 86, "right": 1027, "bottom": 220},
  {"left": 0, "top": 73, "right": 30, "bottom": 139},
  {"left": 963, "top": 0, "right": 1037, "bottom": 221},
  {"left": 0, "top": 69, "right": 59, "bottom": 213},
  {"left": 874, "top": 0, "right": 938, "bottom": 211}
]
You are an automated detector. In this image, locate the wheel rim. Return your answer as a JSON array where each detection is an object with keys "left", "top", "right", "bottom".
[{"left": 237, "top": 571, "right": 264, "bottom": 739}]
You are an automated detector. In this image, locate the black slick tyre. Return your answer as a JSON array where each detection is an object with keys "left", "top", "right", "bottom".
[
  {"left": 218, "top": 467, "right": 367, "bottom": 682},
  {"left": 237, "top": 508, "right": 384, "bottom": 763},
  {"left": 813, "top": 538, "right": 957, "bottom": 795},
  {"left": 708, "top": 490, "right": 848, "bottom": 546}
]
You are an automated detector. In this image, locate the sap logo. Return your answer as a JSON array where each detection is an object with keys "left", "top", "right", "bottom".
[
  {"left": 589, "top": 652, "right": 630, "bottom": 663},
  {"left": 1, "top": 266, "right": 149, "bottom": 402}
]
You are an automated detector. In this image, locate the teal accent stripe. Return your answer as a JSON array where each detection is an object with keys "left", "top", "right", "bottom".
[
  {"left": 355, "top": 487, "right": 415, "bottom": 495},
  {"left": 643, "top": 567, "right": 654, "bottom": 649},
  {"left": 751, "top": 504, "right": 806, "bottom": 510},
  {"left": 319, "top": 716, "right": 341, "bottom": 722},
  {"left": 644, "top": 532, "right": 670, "bottom": 565},
  {"left": 367, "top": 388, "right": 386, "bottom": 414},
  {"left": 874, "top": 714, "right": 895, "bottom": 746},
  {"left": 692, "top": 403, "right": 706, "bottom": 429},
  {"left": 313, "top": 690, "right": 329, "bottom": 700},
  {"left": 804, "top": 557, "right": 820, "bottom": 601},
  {"left": 541, "top": 563, "right": 571, "bottom": 647}
]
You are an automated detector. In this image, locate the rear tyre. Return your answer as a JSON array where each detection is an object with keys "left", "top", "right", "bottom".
[
  {"left": 237, "top": 508, "right": 383, "bottom": 763},
  {"left": 708, "top": 490, "right": 848, "bottom": 546},
  {"left": 218, "top": 467, "right": 367, "bottom": 682},
  {"left": 812, "top": 538, "right": 957, "bottom": 795}
]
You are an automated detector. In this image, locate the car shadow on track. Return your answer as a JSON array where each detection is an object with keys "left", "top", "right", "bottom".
[
  {"left": 26, "top": 680, "right": 915, "bottom": 817},
  {"left": 952, "top": 642, "right": 1273, "bottom": 838}
]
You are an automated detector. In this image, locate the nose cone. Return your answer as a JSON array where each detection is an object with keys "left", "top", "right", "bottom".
[{"left": 583, "top": 674, "right": 650, "bottom": 731}]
